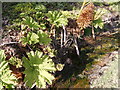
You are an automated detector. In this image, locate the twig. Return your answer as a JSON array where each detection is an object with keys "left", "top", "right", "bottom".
[
  {"left": 26, "top": 44, "right": 33, "bottom": 51},
  {"left": 0, "top": 42, "right": 18, "bottom": 47}
]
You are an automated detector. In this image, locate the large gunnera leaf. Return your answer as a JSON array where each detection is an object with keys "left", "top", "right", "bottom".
[{"left": 22, "top": 50, "right": 56, "bottom": 88}]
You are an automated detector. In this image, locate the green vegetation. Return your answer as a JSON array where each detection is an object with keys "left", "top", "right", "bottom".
[
  {"left": 8, "top": 57, "right": 22, "bottom": 68},
  {"left": 1, "top": 1, "right": 119, "bottom": 89},
  {"left": 0, "top": 50, "right": 17, "bottom": 89},
  {"left": 21, "top": 30, "right": 51, "bottom": 45},
  {"left": 22, "top": 50, "right": 56, "bottom": 88}
]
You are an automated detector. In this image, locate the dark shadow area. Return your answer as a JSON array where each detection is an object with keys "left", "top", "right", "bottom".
[{"left": 54, "top": 38, "right": 95, "bottom": 82}]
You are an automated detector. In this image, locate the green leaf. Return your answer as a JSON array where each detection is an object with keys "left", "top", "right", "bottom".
[
  {"left": 8, "top": 57, "right": 22, "bottom": 68},
  {"left": 84, "top": 28, "right": 92, "bottom": 36},
  {"left": 22, "top": 16, "right": 40, "bottom": 30},
  {"left": 40, "top": 23, "right": 46, "bottom": 30},
  {"left": 24, "top": 66, "right": 38, "bottom": 86},
  {"left": 37, "top": 30, "right": 52, "bottom": 45},
  {"left": 0, "top": 50, "right": 5, "bottom": 62},
  {"left": 23, "top": 50, "right": 56, "bottom": 88},
  {"left": 93, "top": 18, "right": 104, "bottom": 29},
  {"left": 22, "top": 57, "right": 31, "bottom": 69},
  {"left": 47, "top": 11, "right": 68, "bottom": 27},
  {"left": 35, "top": 4, "right": 46, "bottom": 12},
  {"left": 39, "top": 70, "right": 54, "bottom": 85},
  {"left": 21, "top": 31, "right": 51, "bottom": 45},
  {"left": 30, "top": 33, "right": 39, "bottom": 42},
  {"left": 0, "top": 50, "right": 17, "bottom": 89},
  {"left": 99, "top": 22, "right": 104, "bottom": 29},
  {"left": 20, "top": 32, "right": 31, "bottom": 45},
  {"left": 21, "top": 24, "right": 26, "bottom": 30},
  {"left": 37, "top": 75, "right": 46, "bottom": 88}
]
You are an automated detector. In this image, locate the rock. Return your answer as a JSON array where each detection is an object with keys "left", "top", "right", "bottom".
[{"left": 90, "top": 51, "right": 118, "bottom": 88}]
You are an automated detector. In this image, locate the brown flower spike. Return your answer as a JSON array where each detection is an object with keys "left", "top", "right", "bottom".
[{"left": 77, "top": 3, "right": 95, "bottom": 29}]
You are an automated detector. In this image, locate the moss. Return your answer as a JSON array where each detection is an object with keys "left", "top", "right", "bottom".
[
  {"left": 72, "top": 78, "right": 90, "bottom": 88},
  {"left": 85, "top": 63, "right": 93, "bottom": 71},
  {"left": 89, "top": 53, "right": 99, "bottom": 59},
  {"left": 84, "top": 60, "right": 99, "bottom": 72},
  {"left": 53, "top": 81, "right": 69, "bottom": 88}
]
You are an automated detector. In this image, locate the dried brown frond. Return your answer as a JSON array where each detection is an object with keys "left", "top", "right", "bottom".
[
  {"left": 77, "top": 3, "right": 95, "bottom": 29},
  {"left": 66, "top": 18, "right": 81, "bottom": 37}
]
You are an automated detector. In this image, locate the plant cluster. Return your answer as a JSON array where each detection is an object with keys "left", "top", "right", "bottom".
[
  {"left": 1, "top": 2, "right": 68, "bottom": 89},
  {"left": 0, "top": 50, "right": 17, "bottom": 89},
  {"left": 1, "top": 1, "right": 111, "bottom": 89},
  {"left": 22, "top": 50, "right": 56, "bottom": 88}
]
